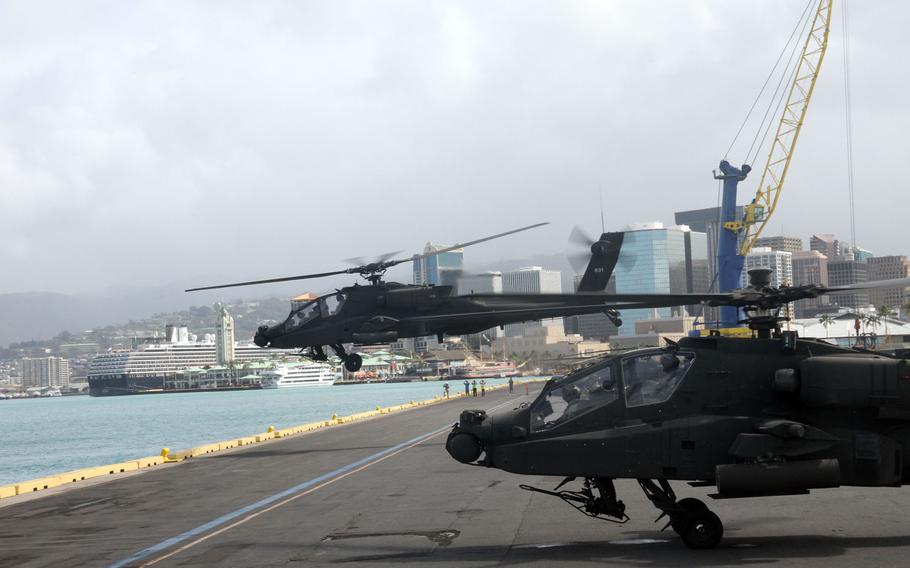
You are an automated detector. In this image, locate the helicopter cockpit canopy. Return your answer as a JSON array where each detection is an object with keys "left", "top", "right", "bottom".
[
  {"left": 622, "top": 350, "right": 694, "bottom": 407},
  {"left": 284, "top": 292, "right": 348, "bottom": 330},
  {"left": 530, "top": 348, "right": 696, "bottom": 431},
  {"left": 532, "top": 363, "right": 618, "bottom": 432}
]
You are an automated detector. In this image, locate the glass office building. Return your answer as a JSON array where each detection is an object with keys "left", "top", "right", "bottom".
[
  {"left": 413, "top": 244, "right": 464, "bottom": 286},
  {"left": 614, "top": 223, "right": 708, "bottom": 336}
]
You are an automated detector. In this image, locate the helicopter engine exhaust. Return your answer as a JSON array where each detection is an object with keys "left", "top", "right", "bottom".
[{"left": 715, "top": 458, "right": 840, "bottom": 496}]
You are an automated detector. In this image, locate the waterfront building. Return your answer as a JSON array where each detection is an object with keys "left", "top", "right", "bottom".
[
  {"left": 613, "top": 222, "right": 708, "bottom": 335},
  {"left": 828, "top": 258, "right": 869, "bottom": 309},
  {"left": 741, "top": 247, "right": 793, "bottom": 288},
  {"left": 413, "top": 243, "right": 463, "bottom": 286},
  {"left": 754, "top": 235, "right": 803, "bottom": 253},
  {"left": 215, "top": 303, "right": 235, "bottom": 366},
  {"left": 21, "top": 356, "right": 70, "bottom": 387},
  {"left": 491, "top": 325, "right": 608, "bottom": 363},
  {"left": 791, "top": 250, "right": 830, "bottom": 318},
  {"left": 790, "top": 312, "right": 910, "bottom": 350},
  {"left": 502, "top": 266, "right": 562, "bottom": 337},
  {"left": 608, "top": 316, "right": 698, "bottom": 352},
  {"left": 867, "top": 256, "right": 910, "bottom": 309}
]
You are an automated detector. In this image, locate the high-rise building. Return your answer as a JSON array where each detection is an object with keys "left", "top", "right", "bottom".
[
  {"left": 413, "top": 243, "right": 464, "bottom": 287},
  {"left": 741, "top": 247, "right": 793, "bottom": 288},
  {"left": 614, "top": 223, "right": 708, "bottom": 335},
  {"left": 810, "top": 234, "right": 843, "bottom": 260},
  {"left": 852, "top": 247, "right": 874, "bottom": 262},
  {"left": 456, "top": 272, "right": 504, "bottom": 341},
  {"left": 867, "top": 256, "right": 910, "bottom": 309},
  {"left": 754, "top": 235, "right": 803, "bottom": 253},
  {"left": 215, "top": 303, "right": 235, "bottom": 366},
  {"left": 456, "top": 272, "right": 502, "bottom": 295},
  {"left": 502, "top": 266, "right": 562, "bottom": 337},
  {"left": 21, "top": 356, "right": 70, "bottom": 387},
  {"left": 565, "top": 274, "right": 618, "bottom": 341},
  {"left": 675, "top": 206, "right": 743, "bottom": 290},
  {"left": 791, "top": 250, "right": 829, "bottom": 317},
  {"left": 828, "top": 259, "right": 869, "bottom": 309}
]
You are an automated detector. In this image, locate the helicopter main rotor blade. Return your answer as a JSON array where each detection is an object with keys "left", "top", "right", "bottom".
[
  {"left": 393, "top": 222, "right": 549, "bottom": 268},
  {"left": 821, "top": 276, "right": 910, "bottom": 293},
  {"left": 185, "top": 269, "right": 351, "bottom": 292}
]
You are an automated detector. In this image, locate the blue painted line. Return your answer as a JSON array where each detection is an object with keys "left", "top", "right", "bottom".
[{"left": 108, "top": 424, "right": 451, "bottom": 568}]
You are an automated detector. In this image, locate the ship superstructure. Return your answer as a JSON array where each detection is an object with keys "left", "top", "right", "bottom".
[
  {"left": 88, "top": 342, "right": 298, "bottom": 396},
  {"left": 260, "top": 362, "right": 339, "bottom": 388}
]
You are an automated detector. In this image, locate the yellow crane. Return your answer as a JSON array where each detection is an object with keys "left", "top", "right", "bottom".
[{"left": 723, "top": 0, "right": 834, "bottom": 256}]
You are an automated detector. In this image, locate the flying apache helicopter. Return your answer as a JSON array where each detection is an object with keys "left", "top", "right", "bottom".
[
  {"left": 188, "top": 223, "right": 649, "bottom": 373},
  {"left": 446, "top": 268, "right": 910, "bottom": 549}
]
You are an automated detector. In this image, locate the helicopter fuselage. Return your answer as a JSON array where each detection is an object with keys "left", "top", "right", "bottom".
[
  {"left": 449, "top": 335, "right": 910, "bottom": 489},
  {"left": 253, "top": 281, "right": 624, "bottom": 351}
]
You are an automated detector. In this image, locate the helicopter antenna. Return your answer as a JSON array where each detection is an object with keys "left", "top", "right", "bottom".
[{"left": 599, "top": 189, "right": 605, "bottom": 233}]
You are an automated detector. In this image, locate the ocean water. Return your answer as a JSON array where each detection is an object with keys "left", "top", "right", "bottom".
[{"left": 0, "top": 379, "right": 522, "bottom": 486}]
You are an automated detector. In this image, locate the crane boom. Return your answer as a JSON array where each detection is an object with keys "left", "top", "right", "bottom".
[{"left": 729, "top": 0, "right": 833, "bottom": 255}]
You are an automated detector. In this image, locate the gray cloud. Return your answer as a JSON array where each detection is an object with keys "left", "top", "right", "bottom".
[{"left": 1, "top": 0, "right": 906, "bottom": 295}]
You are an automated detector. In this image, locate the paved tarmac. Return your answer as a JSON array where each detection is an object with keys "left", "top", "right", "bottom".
[{"left": 4, "top": 385, "right": 910, "bottom": 568}]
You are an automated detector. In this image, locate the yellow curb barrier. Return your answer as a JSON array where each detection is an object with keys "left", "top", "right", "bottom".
[{"left": 1, "top": 378, "right": 550, "bottom": 501}]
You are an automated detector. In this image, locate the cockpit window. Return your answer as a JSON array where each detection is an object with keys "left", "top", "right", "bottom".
[
  {"left": 286, "top": 300, "right": 320, "bottom": 329},
  {"left": 621, "top": 351, "right": 694, "bottom": 407},
  {"left": 531, "top": 364, "right": 617, "bottom": 432},
  {"left": 321, "top": 293, "right": 347, "bottom": 317}
]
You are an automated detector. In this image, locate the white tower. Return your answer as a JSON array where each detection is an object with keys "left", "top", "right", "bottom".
[{"left": 215, "top": 303, "right": 235, "bottom": 366}]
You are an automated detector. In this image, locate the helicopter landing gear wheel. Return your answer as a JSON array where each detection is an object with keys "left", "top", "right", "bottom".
[
  {"left": 669, "top": 498, "right": 708, "bottom": 535},
  {"left": 344, "top": 353, "right": 363, "bottom": 372},
  {"left": 637, "top": 479, "right": 723, "bottom": 549},
  {"left": 678, "top": 509, "right": 723, "bottom": 550}
]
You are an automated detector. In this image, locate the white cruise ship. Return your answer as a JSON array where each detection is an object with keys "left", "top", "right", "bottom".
[
  {"left": 88, "top": 342, "right": 299, "bottom": 396},
  {"left": 260, "top": 362, "right": 338, "bottom": 388}
]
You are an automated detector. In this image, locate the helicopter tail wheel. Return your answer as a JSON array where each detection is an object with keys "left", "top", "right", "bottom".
[
  {"left": 678, "top": 509, "right": 723, "bottom": 550},
  {"left": 344, "top": 353, "right": 363, "bottom": 372}
]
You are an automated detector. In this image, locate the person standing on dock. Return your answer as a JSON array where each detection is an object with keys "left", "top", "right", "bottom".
[
  {"left": 443, "top": 382, "right": 450, "bottom": 398},
  {"left": 472, "top": 380, "right": 478, "bottom": 397},
  {"left": 463, "top": 379, "right": 470, "bottom": 396},
  {"left": 480, "top": 379, "right": 486, "bottom": 397},
  {"left": 508, "top": 377, "right": 514, "bottom": 394}
]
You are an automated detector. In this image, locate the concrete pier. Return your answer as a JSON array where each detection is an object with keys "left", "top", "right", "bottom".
[{"left": 3, "top": 386, "right": 910, "bottom": 567}]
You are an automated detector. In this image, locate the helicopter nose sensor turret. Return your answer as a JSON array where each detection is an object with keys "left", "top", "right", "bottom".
[
  {"left": 446, "top": 410, "right": 489, "bottom": 464},
  {"left": 253, "top": 325, "right": 270, "bottom": 347}
]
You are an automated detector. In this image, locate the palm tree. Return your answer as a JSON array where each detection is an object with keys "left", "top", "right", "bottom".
[
  {"left": 902, "top": 301, "right": 910, "bottom": 322},
  {"left": 864, "top": 313, "right": 881, "bottom": 336},
  {"left": 818, "top": 314, "right": 835, "bottom": 338},
  {"left": 876, "top": 305, "right": 896, "bottom": 337}
]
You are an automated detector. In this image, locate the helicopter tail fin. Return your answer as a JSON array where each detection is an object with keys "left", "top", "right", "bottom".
[{"left": 577, "top": 231, "right": 624, "bottom": 292}]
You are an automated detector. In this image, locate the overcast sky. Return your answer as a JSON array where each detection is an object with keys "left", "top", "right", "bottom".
[{"left": 1, "top": 0, "right": 906, "bottom": 296}]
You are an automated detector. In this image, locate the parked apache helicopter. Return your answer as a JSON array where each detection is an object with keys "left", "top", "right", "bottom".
[
  {"left": 187, "top": 223, "right": 665, "bottom": 373},
  {"left": 446, "top": 268, "right": 910, "bottom": 549}
]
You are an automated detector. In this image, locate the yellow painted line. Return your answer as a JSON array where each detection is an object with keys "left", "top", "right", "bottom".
[{"left": 0, "top": 378, "right": 547, "bottom": 501}]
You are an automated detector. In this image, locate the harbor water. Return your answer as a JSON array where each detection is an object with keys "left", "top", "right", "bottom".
[{"left": 0, "top": 378, "right": 526, "bottom": 486}]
